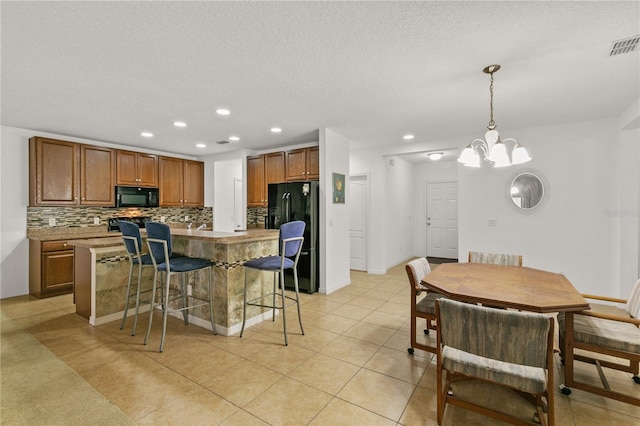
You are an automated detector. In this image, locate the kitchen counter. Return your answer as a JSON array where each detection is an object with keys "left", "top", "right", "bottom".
[{"left": 70, "top": 227, "right": 281, "bottom": 335}]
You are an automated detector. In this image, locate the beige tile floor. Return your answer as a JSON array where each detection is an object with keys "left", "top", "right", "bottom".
[{"left": 2, "top": 262, "right": 639, "bottom": 425}]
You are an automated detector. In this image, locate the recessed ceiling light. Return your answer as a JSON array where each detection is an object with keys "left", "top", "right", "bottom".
[
  {"left": 271, "top": 127, "right": 282, "bottom": 133},
  {"left": 229, "top": 136, "right": 240, "bottom": 141},
  {"left": 196, "top": 143, "right": 206, "bottom": 148},
  {"left": 141, "top": 132, "right": 153, "bottom": 137},
  {"left": 428, "top": 152, "right": 444, "bottom": 161},
  {"left": 216, "top": 108, "right": 230, "bottom": 116},
  {"left": 403, "top": 134, "right": 414, "bottom": 140},
  {"left": 173, "top": 121, "right": 187, "bottom": 127}
]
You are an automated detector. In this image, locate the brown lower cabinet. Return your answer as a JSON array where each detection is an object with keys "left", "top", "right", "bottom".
[{"left": 29, "top": 239, "right": 75, "bottom": 298}]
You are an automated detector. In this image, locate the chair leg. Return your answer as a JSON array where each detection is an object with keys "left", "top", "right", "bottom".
[
  {"left": 207, "top": 266, "right": 216, "bottom": 335},
  {"left": 292, "top": 266, "right": 304, "bottom": 335},
  {"left": 159, "top": 272, "right": 171, "bottom": 353},
  {"left": 272, "top": 272, "right": 277, "bottom": 322},
  {"left": 144, "top": 268, "right": 159, "bottom": 345},
  {"left": 280, "top": 271, "right": 288, "bottom": 346},
  {"left": 119, "top": 261, "right": 134, "bottom": 330},
  {"left": 240, "top": 269, "right": 249, "bottom": 338},
  {"left": 181, "top": 273, "right": 189, "bottom": 325},
  {"left": 131, "top": 262, "right": 144, "bottom": 336}
]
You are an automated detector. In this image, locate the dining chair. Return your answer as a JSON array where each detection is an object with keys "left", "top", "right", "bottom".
[
  {"left": 405, "top": 257, "right": 446, "bottom": 355},
  {"left": 144, "top": 221, "right": 216, "bottom": 352},
  {"left": 468, "top": 251, "right": 523, "bottom": 266},
  {"left": 436, "top": 298, "right": 555, "bottom": 426},
  {"left": 118, "top": 220, "right": 155, "bottom": 336},
  {"left": 240, "top": 220, "right": 305, "bottom": 346},
  {"left": 557, "top": 278, "right": 640, "bottom": 406}
]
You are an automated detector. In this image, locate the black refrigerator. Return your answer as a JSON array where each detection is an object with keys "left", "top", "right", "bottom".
[{"left": 267, "top": 181, "right": 319, "bottom": 294}]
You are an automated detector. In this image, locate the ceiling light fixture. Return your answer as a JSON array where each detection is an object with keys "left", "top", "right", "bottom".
[
  {"left": 458, "top": 65, "right": 531, "bottom": 168},
  {"left": 229, "top": 136, "right": 240, "bottom": 141},
  {"left": 196, "top": 143, "right": 206, "bottom": 148},
  {"left": 403, "top": 134, "right": 415, "bottom": 140},
  {"left": 428, "top": 152, "right": 443, "bottom": 161},
  {"left": 141, "top": 132, "right": 153, "bottom": 137},
  {"left": 270, "top": 127, "right": 282, "bottom": 133},
  {"left": 216, "top": 108, "right": 230, "bottom": 116},
  {"left": 173, "top": 121, "right": 187, "bottom": 127}
]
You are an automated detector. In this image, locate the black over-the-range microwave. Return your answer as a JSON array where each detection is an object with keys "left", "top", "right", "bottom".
[{"left": 115, "top": 186, "right": 159, "bottom": 208}]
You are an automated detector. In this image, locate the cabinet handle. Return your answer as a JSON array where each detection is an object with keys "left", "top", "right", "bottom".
[
  {"left": 63, "top": 243, "right": 68, "bottom": 247},
  {"left": 81, "top": 197, "right": 85, "bottom": 200}
]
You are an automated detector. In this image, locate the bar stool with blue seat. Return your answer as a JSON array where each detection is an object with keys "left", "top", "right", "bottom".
[
  {"left": 118, "top": 220, "right": 155, "bottom": 336},
  {"left": 240, "top": 220, "right": 306, "bottom": 346},
  {"left": 144, "top": 221, "right": 217, "bottom": 352}
]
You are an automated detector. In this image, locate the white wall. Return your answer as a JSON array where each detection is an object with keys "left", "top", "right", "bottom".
[
  {"left": 0, "top": 126, "right": 198, "bottom": 299},
  {"left": 412, "top": 160, "right": 458, "bottom": 257},
  {"left": 212, "top": 159, "right": 242, "bottom": 232},
  {"left": 384, "top": 156, "right": 415, "bottom": 268},
  {"left": 1, "top": 127, "right": 29, "bottom": 298},
  {"left": 458, "top": 118, "right": 628, "bottom": 297},
  {"left": 319, "top": 128, "right": 351, "bottom": 293}
]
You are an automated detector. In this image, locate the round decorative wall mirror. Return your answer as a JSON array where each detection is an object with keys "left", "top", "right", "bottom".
[{"left": 510, "top": 172, "right": 544, "bottom": 210}]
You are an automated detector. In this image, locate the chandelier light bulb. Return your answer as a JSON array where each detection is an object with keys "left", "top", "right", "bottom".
[{"left": 512, "top": 144, "right": 532, "bottom": 165}]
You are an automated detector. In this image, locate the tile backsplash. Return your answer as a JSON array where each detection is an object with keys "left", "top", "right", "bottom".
[
  {"left": 27, "top": 206, "right": 213, "bottom": 229},
  {"left": 247, "top": 207, "right": 268, "bottom": 227}
]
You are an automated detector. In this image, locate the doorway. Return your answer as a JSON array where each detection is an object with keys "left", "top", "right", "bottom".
[
  {"left": 349, "top": 175, "right": 368, "bottom": 271},
  {"left": 426, "top": 182, "right": 458, "bottom": 259}
]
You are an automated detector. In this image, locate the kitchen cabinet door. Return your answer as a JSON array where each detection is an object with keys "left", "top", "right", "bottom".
[
  {"left": 137, "top": 153, "right": 159, "bottom": 187},
  {"left": 183, "top": 160, "right": 204, "bottom": 207},
  {"left": 80, "top": 145, "right": 116, "bottom": 206},
  {"left": 29, "top": 137, "right": 79, "bottom": 206},
  {"left": 306, "top": 146, "right": 319, "bottom": 180},
  {"left": 247, "top": 155, "right": 265, "bottom": 207},
  {"left": 159, "top": 156, "right": 184, "bottom": 206}
]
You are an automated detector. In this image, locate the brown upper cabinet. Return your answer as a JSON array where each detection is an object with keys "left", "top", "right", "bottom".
[
  {"left": 80, "top": 144, "right": 116, "bottom": 206},
  {"left": 247, "top": 152, "right": 285, "bottom": 207},
  {"left": 159, "top": 156, "right": 204, "bottom": 207},
  {"left": 29, "top": 137, "right": 115, "bottom": 206},
  {"left": 286, "top": 147, "right": 319, "bottom": 181},
  {"left": 116, "top": 150, "right": 158, "bottom": 187},
  {"left": 30, "top": 137, "right": 79, "bottom": 206}
]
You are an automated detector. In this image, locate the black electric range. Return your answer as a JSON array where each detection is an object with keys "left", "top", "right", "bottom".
[{"left": 108, "top": 216, "right": 151, "bottom": 232}]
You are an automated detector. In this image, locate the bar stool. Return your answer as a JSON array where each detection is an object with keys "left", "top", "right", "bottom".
[
  {"left": 240, "top": 220, "right": 305, "bottom": 346},
  {"left": 118, "top": 220, "right": 155, "bottom": 336},
  {"left": 144, "top": 221, "right": 216, "bottom": 352}
]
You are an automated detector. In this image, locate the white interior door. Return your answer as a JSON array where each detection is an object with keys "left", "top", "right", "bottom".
[
  {"left": 349, "top": 175, "right": 368, "bottom": 271},
  {"left": 426, "top": 182, "right": 458, "bottom": 259}
]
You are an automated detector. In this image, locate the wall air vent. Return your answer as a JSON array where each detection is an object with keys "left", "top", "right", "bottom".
[
  {"left": 609, "top": 35, "right": 640, "bottom": 56},
  {"left": 216, "top": 140, "right": 230, "bottom": 145}
]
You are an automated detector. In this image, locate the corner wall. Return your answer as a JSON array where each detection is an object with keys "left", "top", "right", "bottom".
[{"left": 319, "top": 128, "right": 351, "bottom": 293}]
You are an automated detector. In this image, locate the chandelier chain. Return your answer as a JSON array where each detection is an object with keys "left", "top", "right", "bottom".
[{"left": 488, "top": 72, "right": 495, "bottom": 129}]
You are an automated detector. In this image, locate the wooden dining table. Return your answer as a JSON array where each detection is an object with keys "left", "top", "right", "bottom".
[{"left": 421, "top": 263, "right": 590, "bottom": 313}]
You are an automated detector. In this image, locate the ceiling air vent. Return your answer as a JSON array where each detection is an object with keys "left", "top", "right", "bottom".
[
  {"left": 609, "top": 35, "right": 640, "bottom": 56},
  {"left": 216, "top": 140, "right": 230, "bottom": 145}
]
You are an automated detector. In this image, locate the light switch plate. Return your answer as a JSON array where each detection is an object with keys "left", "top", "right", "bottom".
[
  {"left": 185, "top": 215, "right": 189, "bottom": 222},
  {"left": 93, "top": 217, "right": 100, "bottom": 225},
  {"left": 160, "top": 216, "right": 166, "bottom": 223},
  {"left": 48, "top": 218, "right": 56, "bottom": 226}
]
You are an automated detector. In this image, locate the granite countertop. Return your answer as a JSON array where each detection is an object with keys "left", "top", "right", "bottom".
[{"left": 35, "top": 227, "right": 280, "bottom": 249}]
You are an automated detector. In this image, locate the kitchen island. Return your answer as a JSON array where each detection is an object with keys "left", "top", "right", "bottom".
[{"left": 71, "top": 228, "right": 280, "bottom": 335}]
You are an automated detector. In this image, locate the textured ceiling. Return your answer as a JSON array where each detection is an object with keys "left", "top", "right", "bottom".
[{"left": 1, "top": 1, "right": 639, "bottom": 160}]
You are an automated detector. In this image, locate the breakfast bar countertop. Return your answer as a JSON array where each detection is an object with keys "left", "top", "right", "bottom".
[{"left": 28, "top": 227, "right": 279, "bottom": 245}]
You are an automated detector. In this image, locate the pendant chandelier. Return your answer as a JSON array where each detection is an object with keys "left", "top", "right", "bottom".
[{"left": 458, "top": 64, "right": 531, "bottom": 168}]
